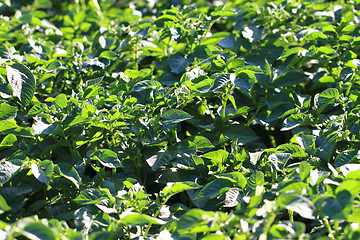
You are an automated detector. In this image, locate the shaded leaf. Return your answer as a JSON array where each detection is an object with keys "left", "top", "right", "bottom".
[{"left": 91, "top": 149, "right": 122, "bottom": 168}]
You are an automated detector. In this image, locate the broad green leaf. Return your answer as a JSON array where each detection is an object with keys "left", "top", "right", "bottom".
[
  {"left": 91, "top": 149, "right": 122, "bottom": 168},
  {"left": 0, "top": 103, "right": 17, "bottom": 120},
  {"left": 22, "top": 222, "right": 55, "bottom": 240},
  {"left": 321, "top": 190, "right": 352, "bottom": 219},
  {"left": 168, "top": 53, "right": 194, "bottom": 74},
  {"left": 269, "top": 221, "right": 306, "bottom": 239},
  {"left": 57, "top": 163, "right": 81, "bottom": 189},
  {"left": 216, "top": 172, "right": 247, "bottom": 189},
  {"left": 0, "top": 159, "right": 22, "bottom": 184},
  {"left": 0, "top": 119, "right": 18, "bottom": 132},
  {"left": 202, "top": 149, "right": 229, "bottom": 166},
  {"left": 175, "top": 209, "right": 209, "bottom": 234},
  {"left": 162, "top": 109, "right": 192, "bottom": 124},
  {"left": 334, "top": 151, "right": 357, "bottom": 168},
  {"left": 73, "top": 188, "right": 112, "bottom": 205},
  {"left": 314, "top": 88, "right": 340, "bottom": 113},
  {"left": 119, "top": 212, "right": 166, "bottom": 225},
  {"left": 275, "top": 144, "right": 307, "bottom": 158},
  {"left": 55, "top": 94, "right": 67, "bottom": 108},
  {"left": 272, "top": 71, "right": 308, "bottom": 88},
  {"left": 305, "top": 31, "right": 327, "bottom": 40},
  {"left": 299, "top": 161, "right": 310, "bottom": 182},
  {"left": 247, "top": 171, "right": 264, "bottom": 196},
  {"left": 85, "top": 76, "right": 104, "bottom": 87},
  {"left": 277, "top": 193, "right": 315, "bottom": 219},
  {"left": 345, "top": 170, "right": 360, "bottom": 180},
  {"left": 190, "top": 136, "right": 214, "bottom": 152},
  {"left": 201, "top": 234, "right": 226, "bottom": 240},
  {"left": 0, "top": 44, "right": 11, "bottom": 59},
  {"left": 45, "top": 61, "right": 64, "bottom": 71},
  {"left": 348, "top": 207, "right": 360, "bottom": 223},
  {"left": 281, "top": 113, "right": 304, "bottom": 131},
  {"left": 63, "top": 115, "right": 87, "bottom": 127},
  {"left": 277, "top": 181, "right": 308, "bottom": 194},
  {"left": 6, "top": 63, "right": 36, "bottom": 107},
  {"left": 336, "top": 179, "right": 360, "bottom": 196},
  {"left": 317, "top": 46, "right": 336, "bottom": 55},
  {"left": 268, "top": 153, "right": 291, "bottom": 171},
  {"left": 0, "top": 134, "right": 17, "bottom": 149},
  {"left": 193, "top": 45, "right": 212, "bottom": 59},
  {"left": 146, "top": 140, "right": 196, "bottom": 170},
  {"left": 28, "top": 103, "right": 47, "bottom": 116},
  {"left": 162, "top": 181, "right": 200, "bottom": 200},
  {"left": 222, "top": 124, "right": 259, "bottom": 145},
  {"left": 194, "top": 178, "right": 233, "bottom": 201},
  {"left": 31, "top": 160, "right": 53, "bottom": 185},
  {"left": 0, "top": 194, "right": 10, "bottom": 214}
]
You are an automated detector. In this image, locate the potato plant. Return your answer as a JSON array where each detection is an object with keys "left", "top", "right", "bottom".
[{"left": 1, "top": 0, "right": 360, "bottom": 239}]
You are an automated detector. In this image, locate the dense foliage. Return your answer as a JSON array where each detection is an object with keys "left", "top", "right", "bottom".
[{"left": 1, "top": 0, "right": 360, "bottom": 239}]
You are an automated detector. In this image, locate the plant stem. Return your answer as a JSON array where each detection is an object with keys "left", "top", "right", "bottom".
[
  {"left": 246, "top": 102, "right": 265, "bottom": 127},
  {"left": 323, "top": 217, "right": 336, "bottom": 239},
  {"left": 259, "top": 212, "right": 276, "bottom": 240},
  {"left": 289, "top": 210, "right": 294, "bottom": 222}
]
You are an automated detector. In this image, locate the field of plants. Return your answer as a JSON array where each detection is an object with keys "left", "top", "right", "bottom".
[{"left": 1, "top": 0, "right": 360, "bottom": 239}]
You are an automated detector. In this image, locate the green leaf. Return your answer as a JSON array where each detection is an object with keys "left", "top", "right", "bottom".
[
  {"left": 272, "top": 71, "right": 308, "bottom": 88},
  {"left": 190, "top": 136, "right": 214, "bottom": 152},
  {"left": 305, "top": 31, "right": 327, "bottom": 40},
  {"left": 162, "top": 181, "right": 200, "bottom": 200},
  {"left": 202, "top": 149, "right": 229, "bottom": 166},
  {"left": 0, "top": 119, "right": 18, "bottom": 133},
  {"left": 91, "top": 149, "right": 122, "bottom": 168},
  {"left": 281, "top": 113, "right": 305, "bottom": 131},
  {"left": 193, "top": 45, "right": 212, "bottom": 59},
  {"left": 57, "top": 163, "right": 81, "bottom": 189},
  {"left": 55, "top": 94, "right": 67, "bottom": 108},
  {"left": 119, "top": 213, "right": 166, "bottom": 225},
  {"left": 0, "top": 103, "right": 17, "bottom": 120},
  {"left": 85, "top": 76, "right": 104, "bottom": 87},
  {"left": 314, "top": 88, "right": 340, "bottom": 113},
  {"left": 146, "top": 140, "right": 196, "bottom": 170},
  {"left": 175, "top": 209, "right": 209, "bottom": 233},
  {"left": 73, "top": 188, "right": 111, "bottom": 205},
  {"left": 31, "top": 160, "right": 53, "bottom": 185},
  {"left": 321, "top": 190, "right": 352, "bottom": 219},
  {"left": 0, "top": 44, "right": 11, "bottom": 59},
  {"left": 277, "top": 193, "right": 315, "bottom": 219},
  {"left": 216, "top": 172, "right": 247, "bottom": 189},
  {"left": 22, "top": 222, "right": 56, "bottom": 240},
  {"left": 222, "top": 124, "right": 259, "bottom": 145},
  {"left": 194, "top": 178, "right": 233, "bottom": 201},
  {"left": 6, "top": 63, "right": 36, "bottom": 107},
  {"left": 299, "top": 161, "right": 310, "bottom": 182},
  {"left": 45, "top": 61, "right": 64, "bottom": 71},
  {"left": 0, "top": 159, "right": 22, "bottom": 184},
  {"left": 28, "top": 103, "right": 48, "bottom": 116},
  {"left": 0, "top": 194, "right": 11, "bottom": 214},
  {"left": 0, "top": 134, "right": 17, "bottom": 149},
  {"left": 247, "top": 171, "right": 264, "bottom": 195},
  {"left": 162, "top": 109, "right": 192, "bottom": 124},
  {"left": 63, "top": 115, "right": 87, "bottom": 127},
  {"left": 168, "top": 53, "right": 194, "bottom": 74},
  {"left": 336, "top": 179, "right": 360, "bottom": 196}
]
